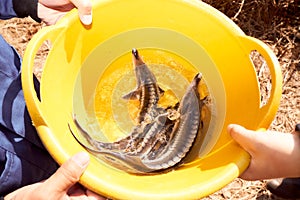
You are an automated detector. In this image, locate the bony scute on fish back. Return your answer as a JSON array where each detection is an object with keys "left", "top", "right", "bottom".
[
  {"left": 122, "top": 48, "right": 165, "bottom": 125},
  {"left": 140, "top": 73, "right": 204, "bottom": 170},
  {"left": 70, "top": 49, "right": 208, "bottom": 174}
]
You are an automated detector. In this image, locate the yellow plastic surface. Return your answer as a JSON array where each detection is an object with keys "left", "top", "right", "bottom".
[{"left": 21, "top": 0, "right": 282, "bottom": 199}]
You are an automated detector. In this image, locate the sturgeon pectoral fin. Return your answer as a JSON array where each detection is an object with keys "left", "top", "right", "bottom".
[{"left": 122, "top": 88, "right": 141, "bottom": 100}]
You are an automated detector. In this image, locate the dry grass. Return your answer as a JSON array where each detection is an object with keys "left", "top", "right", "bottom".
[
  {"left": 0, "top": 0, "right": 299, "bottom": 199},
  {"left": 0, "top": 18, "right": 48, "bottom": 78}
]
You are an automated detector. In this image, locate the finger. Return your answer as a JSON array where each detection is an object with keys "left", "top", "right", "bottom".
[
  {"left": 69, "top": 0, "right": 92, "bottom": 25},
  {"left": 86, "top": 190, "right": 107, "bottom": 200},
  {"left": 227, "top": 124, "right": 258, "bottom": 153},
  {"left": 67, "top": 184, "right": 86, "bottom": 196},
  {"left": 44, "top": 152, "right": 90, "bottom": 193},
  {"left": 37, "top": 3, "right": 68, "bottom": 25},
  {"left": 239, "top": 166, "right": 260, "bottom": 180}
]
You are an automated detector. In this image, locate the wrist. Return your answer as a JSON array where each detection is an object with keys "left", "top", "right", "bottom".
[
  {"left": 292, "top": 133, "right": 300, "bottom": 177},
  {"left": 12, "top": 0, "right": 41, "bottom": 22},
  {"left": 276, "top": 133, "right": 300, "bottom": 178}
]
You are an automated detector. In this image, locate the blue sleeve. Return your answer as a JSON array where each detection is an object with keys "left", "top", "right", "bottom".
[
  {"left": 0, "top": 0, "right": 17, "bottom": 20},
  {"left": 0, "top": 35, "right": 58, "bottom": 196}
]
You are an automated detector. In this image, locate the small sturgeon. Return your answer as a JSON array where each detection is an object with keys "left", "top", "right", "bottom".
[
  {"left": 123, "top": 48, "right": 164, "bottom": 124},
  {"left": 69, "top": 50, "right": 204, "bottom": 173},
  {"left": 71, "top": 49, "right": 165, "bottom": 151},
  {"left": 69, "top": 111, "right": 174, "bottom": 173},
  {"left": 141, "top": 73, "right": 203, "bottom": 170},
  {"left": 70, "top": 74, "right": 203, "bottom": 173},
  {"left": 71, "top": 109, "right": 170, "bottom": 154}
]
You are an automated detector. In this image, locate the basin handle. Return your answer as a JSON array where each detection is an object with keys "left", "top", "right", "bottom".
[
  {"left": 239, "top": 35, "right": 282, "bottom": 128},
  {"left": 22, "top": 25, "right": 65, "bottom": 127}
]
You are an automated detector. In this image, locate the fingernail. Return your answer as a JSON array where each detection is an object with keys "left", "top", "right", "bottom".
[
  {"left": 72, "top": 152, "right": 90, "bottom": 168},
  {"left": 79, "top": 14, "right": 92, "bottom": 25},
  {"left": 227, "top": 124, "right": 235, "bottom": 132}
]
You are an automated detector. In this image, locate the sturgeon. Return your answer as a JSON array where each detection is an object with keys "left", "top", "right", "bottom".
[
  {"left": 69, "top": 111, "right": 174, "bottom": 173},
  {"left": 141, "top": 73, "right": 204, "bottom": 170},
  {"left": 72, "top": 49, "right": 165, "bottom": 151},
  {"left": 123, "top": 48, "right": 164, "bottom": 124},
  {"left": 69, "top": 49, "right": 205, "bottom": 173}
]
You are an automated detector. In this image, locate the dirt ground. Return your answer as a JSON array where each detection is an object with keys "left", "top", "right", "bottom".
[{"left": 0, "top": 0, "right": 299, "bottom": 199}]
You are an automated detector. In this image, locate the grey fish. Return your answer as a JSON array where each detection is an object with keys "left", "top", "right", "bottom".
[
  {"left": 69, "top": 74, "right": 203, "bottom": 173},
  {"left": 141, "top": 73, "right": 204, "bottom": 170},
  {"left": 69, "top": 111, "right": 174, "bottom": 173},
  {"left": 71, "top": 109, "right": 170, "bottom": 154},
  {"left": 70, "top": 49, "right": 166, "bottom": 153},
  {"left": 122, "top": 48, "right": 164, "bottom": 124},
  {"left": 69, "top": 50, "right": 204, "bottom": 173}
]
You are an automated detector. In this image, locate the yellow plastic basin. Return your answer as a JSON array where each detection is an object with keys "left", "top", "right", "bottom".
[{"left": 22, "top": 0, "right": 282, "bottom": 199}]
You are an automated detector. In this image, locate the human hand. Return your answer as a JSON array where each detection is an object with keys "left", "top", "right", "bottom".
[
  {"left": 37, "top": 0, "right": 92, "bottom": 25},
  {"left": 5, "top": 152, "right": 106, "bottom": 200},
  {"left": 228, "top": 124, "right": 300, "bottom": 181}
]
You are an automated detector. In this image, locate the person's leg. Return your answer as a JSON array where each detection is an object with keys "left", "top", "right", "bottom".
[
  {"left": 267, "top": 178, "right": 300, "bottom": 199},
  {"left": 0, "top": 35, "right": 58, "bottom": 196},
  {"left": 266, "top": 124, "right": 300, "bottom": 199}
]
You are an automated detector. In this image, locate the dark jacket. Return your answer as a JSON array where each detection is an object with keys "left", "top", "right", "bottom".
[
  {"left": 0, "top": 0, "right": 40, "bottom": 22},
  {"left": 0, "top": 0, "right": 57, "bottom": 195}
]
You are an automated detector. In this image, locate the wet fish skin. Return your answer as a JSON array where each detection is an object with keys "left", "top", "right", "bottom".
[
  {"left": 71, "top": 114, "right": 157, "bottom": 153},
  {"left": 70, "top": 74, "right": 203, "bottom": 173},
  {"left": 141, "top": 73, "right": 203, "bottom": 170},
  {"left": 125, "top": 112, "right": 172, "bottom": 156},
  {"left": 70, "top": 49, "right": 205, "bottom": 173},
  {"left": 122, "top": 49, "right": 164, "bottom": 124},
  {"left": 138, "top": 120, "right": 174, "bottom": 160},
  {"left": 69, "top": 113, "right": 175, "bottom": 173},
  {"left": 69, "top": 49, "right": 170, "bottom": 173},
  {"left": 69, "top": 124, "right": 152, "bottom": 173},
  {"left": 71, "top": 49, "right": 165, "bottom": 152},
  {"left": 70, "top": 73, "right": 203, "bottom": 173}
]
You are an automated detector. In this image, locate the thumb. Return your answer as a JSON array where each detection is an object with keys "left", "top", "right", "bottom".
[
  {"left": 70, "top": 0, "right": 93, "bottom": 25},
  {"left": 44, "top": 152, "right": 90, "bottom": 193},
  {"left": 227, "top": 124, "right": 258, "bottom": 153}
]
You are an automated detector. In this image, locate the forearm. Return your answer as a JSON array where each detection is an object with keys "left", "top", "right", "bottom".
[
  {"left": 278, "top": 133, "right": 300, "bottom": 178},
  {"left": 0, "top": 0, "right": 40, "bottom": 22}
]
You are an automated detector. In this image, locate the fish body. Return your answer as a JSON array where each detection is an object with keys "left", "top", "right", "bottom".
[
  {"left": 141, "top": 73, "right": 203, "bottom": 170},
  {"left": 69, "top": 112, "right": 174, "bottom": 173},
  {"left": 122, "top": 48, "right": 164, "bottom": 124},
  {"left": 70, "top": 49, "right": 205, "bottom": 174},
  {"left": 71, "top": 49, "right": 166, "bottom": 153}
]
